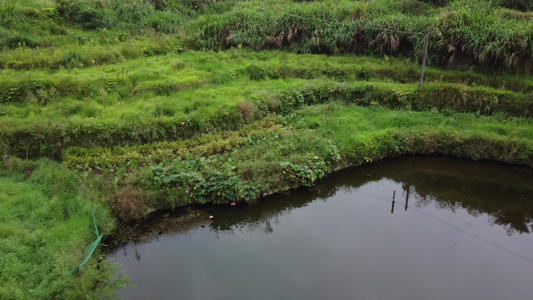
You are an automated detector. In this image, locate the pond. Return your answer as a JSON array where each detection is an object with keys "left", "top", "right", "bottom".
[{"left": 107, "top": 155, "right": 533, "bottom": 300}]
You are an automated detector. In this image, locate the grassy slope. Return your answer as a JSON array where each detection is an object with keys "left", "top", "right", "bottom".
[
  {"left": 0, "top": 0, "right": 532, "bottom": 299},
  {"left": 2, "top": 50, "right": 532, "bottom": 158},
  {"left": 192, "top": 0, "right": 533, "bottom": 70}
]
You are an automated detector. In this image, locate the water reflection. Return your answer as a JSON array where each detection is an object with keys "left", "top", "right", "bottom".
[{"left": 199, "top": 155, "right": 533, "bottom": 236}]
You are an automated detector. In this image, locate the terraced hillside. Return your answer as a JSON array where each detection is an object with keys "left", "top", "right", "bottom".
[{"left": 1, "top": 0, "right": 532, "bottom": 299}]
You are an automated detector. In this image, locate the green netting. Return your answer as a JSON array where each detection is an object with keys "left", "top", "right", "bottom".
[{"left": 67, "top": 210, "right": 103, "bottom": 276}]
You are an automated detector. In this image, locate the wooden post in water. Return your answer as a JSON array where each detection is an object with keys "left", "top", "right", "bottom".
[
  {"left": 391, "top": 190, "right": 396, "bottom": 214},
  {"left": 419, "top": 28, "right": 430, "bottom": 88},
  {"left": 405, "top": 191, "right": 409, "bottom": 211},
  {"left": 405, "top": 185, "right": 410, "bottom": 211}
]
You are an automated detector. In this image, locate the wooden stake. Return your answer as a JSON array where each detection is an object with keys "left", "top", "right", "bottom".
[{"left": 419, "top": 29, "right": 430, "bottom": 88}]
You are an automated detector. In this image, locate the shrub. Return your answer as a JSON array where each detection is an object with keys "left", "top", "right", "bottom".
[
  {"left": 238, "top": 101, "right": 255, "bottom": 119},
  {"left": 246, "top": 64, "right": 266, "bottom": 80},
  {"left": 57, "top": 0, "right": 115, "bottom": 29},
  {"left": 150, "top": 155, "right": 261, "bottom": 204},
  {"left": 112, "top": 185, "right": 147, "bottom": 220}
]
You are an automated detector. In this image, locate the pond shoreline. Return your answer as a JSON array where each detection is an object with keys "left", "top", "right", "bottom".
[
  {"left": 113, "top": 130, "right": 533, "bottom": 222},
  {"left": 106, "top": 154, "right": 533, "bottom": 300},
  {"left": 106, "top": 152, "right": 533, "bottom": 249}
]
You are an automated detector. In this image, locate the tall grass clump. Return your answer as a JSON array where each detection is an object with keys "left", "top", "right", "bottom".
[
  {"left": 60, "top": 49, "right": 88, "bottom": 68},
  {"left": 56, "top": 0, "right": 195, "bottom": 32},
  {"left": 0, "top": 0, "right": 27, "bottom": 27},
  {"left": 146, "top": 10, "right": 182, "bottom": 33},
  {"left": 427, "top": 0, "right": 533, "bottom": 69},
  {"left": 112, "top": 0, "right": 155, "bottom": 23},
  {"left": 193, "top": 0, "right": 369, "bottom": 53}
]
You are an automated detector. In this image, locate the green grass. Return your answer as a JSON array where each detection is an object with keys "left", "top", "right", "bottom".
[
  {"left": 2, "top": 50, "right": 531, "bottom": 159},
  {"left": 1, "top": 0, "right": 532, "bottom": 71},
  {"left": 0, "top": 159, "right": 126, "bottom": 300}
]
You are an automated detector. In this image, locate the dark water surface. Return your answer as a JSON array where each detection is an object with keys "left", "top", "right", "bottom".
[{"left": 108, "top": 155, "right": 533, "bottom": 300}]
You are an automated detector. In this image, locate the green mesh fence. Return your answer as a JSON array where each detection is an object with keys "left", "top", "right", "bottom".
[{"left": 68, "top": 210, "right": 103, "bottom": 276}]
